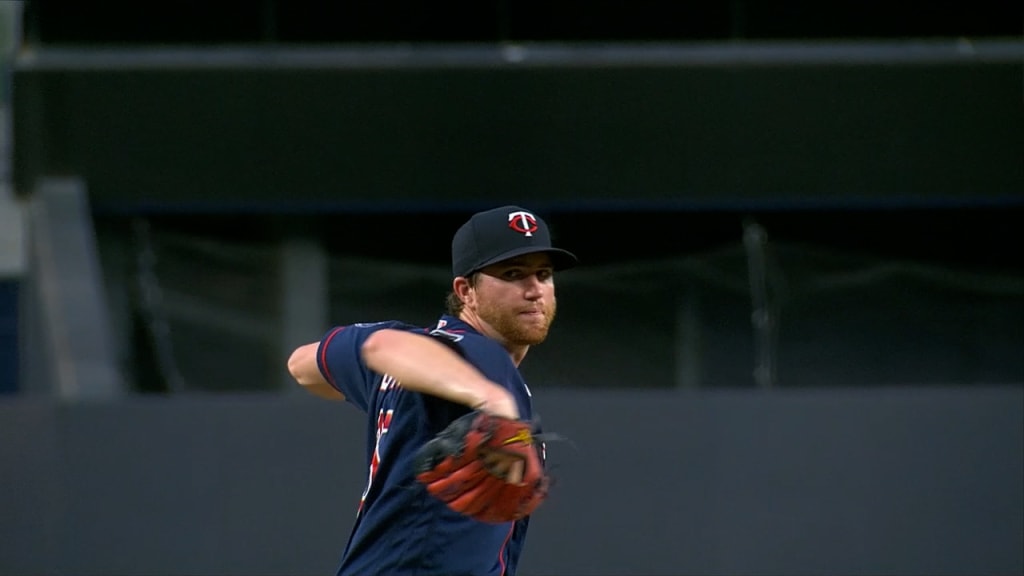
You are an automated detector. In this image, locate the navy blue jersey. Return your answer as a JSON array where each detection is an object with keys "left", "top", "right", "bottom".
[{"left": 317, "top": 314, "right": 541, "bottom": 576}]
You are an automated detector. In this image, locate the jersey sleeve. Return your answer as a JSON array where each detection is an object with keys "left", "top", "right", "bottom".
[{"left": 316, "top": 321, "right": 406, "bottom": 412}]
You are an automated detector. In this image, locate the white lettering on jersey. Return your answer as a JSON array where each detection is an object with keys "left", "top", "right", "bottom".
[
  {"left": 379, "top": 373, "right": 401, "bottom": 391},
  {"left": 429, "top": 328, "right": 464, "bottom": 342},
  {"left": 359, "top": 408, "right": 394, "bottom": 515}
]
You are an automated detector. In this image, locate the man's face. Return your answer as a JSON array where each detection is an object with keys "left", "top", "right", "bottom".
[{"left": 470, "top": 252, "right": 557, "bottom": 347}]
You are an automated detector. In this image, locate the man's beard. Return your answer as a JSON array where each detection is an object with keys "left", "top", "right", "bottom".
[{"left": 477, "top": 298, "right": 557, "bottom": 346}]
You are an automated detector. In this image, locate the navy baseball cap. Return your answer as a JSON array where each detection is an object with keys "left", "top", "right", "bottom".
[{"left": 451, "top": 205, "right": 578, "bottom": 278}]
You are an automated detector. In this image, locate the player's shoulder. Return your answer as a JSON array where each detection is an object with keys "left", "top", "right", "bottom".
[
  {"left": 347, "top": 320, "right": 411, "bottom": 330},
  {"left": 431, "top": 325, "right": 514, "bottom": 369},
  {"left": 425, "top": 321, "right": 489, "bottom": 349},
  {"left": 335, "top": 319, "right": 426, "bottom": 335},
  {"left": 323, "top": 320, "right": 426, "bottom": 348},
  {"left": 420, "top": 316, "right": 511, "bottom": 363}
]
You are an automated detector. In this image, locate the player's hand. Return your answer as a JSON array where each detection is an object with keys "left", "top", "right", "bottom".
[
  {"left": 472, "top": 388, "right": 526, "bottom": 483},
  {"left": 474, "top": 387, "right": 520, "bottom": 421},
  {"left": 481, "top": 447, "right": 525, "bottom": 484}
]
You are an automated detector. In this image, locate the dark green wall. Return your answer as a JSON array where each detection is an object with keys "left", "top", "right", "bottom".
[{"left": 14, "top": 60, "right": 1023, "bottom": 212}]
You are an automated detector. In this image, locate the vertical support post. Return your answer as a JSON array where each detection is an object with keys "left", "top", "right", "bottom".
[
  {"left": 0, "top": 191, "right": 25, "bottom": 396},
  {"left": 674, "top": 283, "right": 702, "bottom": 389},
  {"left": 279, "top": 236, "right": 328, "bottom": 393},
  {"left": 743, "top": 218, "right": 777, "bottom": 389},
  {"left": 25, "top": 177, "right": 124, "bottom": 399},
  {"left": 0, "top": 0, "right": 23, "bottom": 394}
]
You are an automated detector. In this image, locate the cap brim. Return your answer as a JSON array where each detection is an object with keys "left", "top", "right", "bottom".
[{"left": 463, "top": 246, "right": 578, "bottom": 277}]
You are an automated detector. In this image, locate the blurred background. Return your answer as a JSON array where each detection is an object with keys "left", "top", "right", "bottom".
[{"left": 0, "top": 1, "right": 1021, "bottom": 574}]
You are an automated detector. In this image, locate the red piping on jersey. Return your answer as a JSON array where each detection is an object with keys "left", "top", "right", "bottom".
[
  {"left": 498, "top": 522, "right": 515, "bottom": 576},
  {"left": 319, "top": 326, "right": 345, "bottom": 391}
]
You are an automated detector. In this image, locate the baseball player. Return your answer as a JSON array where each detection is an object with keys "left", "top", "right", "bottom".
[{"left": 287, "top": 205, "right": 577, "bottom": 576}]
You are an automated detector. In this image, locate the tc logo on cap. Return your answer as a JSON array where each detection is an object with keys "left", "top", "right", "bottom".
[{"left": 508, "top": 210, "right": 538, "bottom": 237}]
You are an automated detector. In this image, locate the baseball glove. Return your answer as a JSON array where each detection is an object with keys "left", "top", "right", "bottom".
[{"left": 414, "top": 411, "right": 549, "bottom": 524}]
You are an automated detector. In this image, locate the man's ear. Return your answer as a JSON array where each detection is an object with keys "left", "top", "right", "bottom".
[{"left": 453, "top": 276, "right": 475, "bottom": 308}]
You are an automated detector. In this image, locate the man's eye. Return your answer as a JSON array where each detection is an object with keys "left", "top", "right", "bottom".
[{"left": 499, "top": 268, "right": 552, "bottom": 281}]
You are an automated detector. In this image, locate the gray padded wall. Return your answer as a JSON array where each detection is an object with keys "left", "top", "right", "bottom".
[{"left": 1, "top": 387, "right": 1021, "bottom": 576}]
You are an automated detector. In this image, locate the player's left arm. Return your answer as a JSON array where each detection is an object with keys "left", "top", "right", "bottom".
[{"left": 288, "top": 342, "right": 345, "bottom": 400}]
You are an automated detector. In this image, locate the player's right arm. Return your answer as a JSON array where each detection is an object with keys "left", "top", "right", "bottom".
[
  {"left": 295, "top": 325, "right": 523, "bottom": 480},
  {"left": 288, "top": 324, "right": 516, "bottom": 419},
  {"left": 360, "top": 328, "right": 519, "bottom": 420}
]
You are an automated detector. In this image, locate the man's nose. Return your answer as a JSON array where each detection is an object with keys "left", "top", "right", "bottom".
[{"left": 523, "top": 275, "right": 544, "bottom": 298}]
